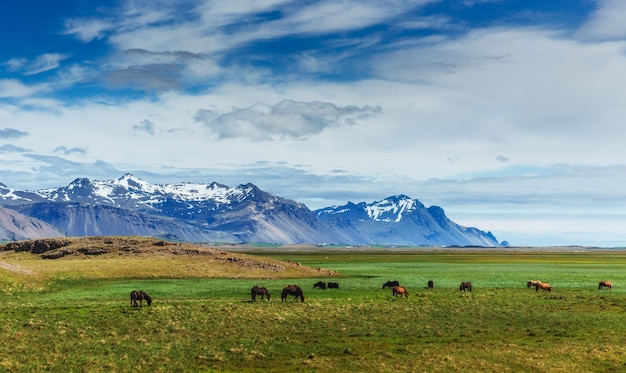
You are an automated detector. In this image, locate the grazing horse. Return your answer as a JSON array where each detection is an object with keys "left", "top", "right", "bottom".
[
  {"left": 392, "top": 286, "right": 409, "bottom": 298},
  {"left": 327, "top": 282, "right": 339, "bottom": 289},
  {"left": 382, "top": 280, "right": 400, "bottom": 289},
  {"left": 281, "top": 285, "right": 305, "bottom": 302},
  {"left": 427, "top": 280, "right": 434, "bottom": 289},
  {"left": 599, "top": 281, "right": 613, "bottom": 290},
  {"left": 130, "top": 290, "right": 152, "bottom": 307},
  {"left": 251, "top": 286, "right": 271, "bottom": 301},
  {"left": 527, "top": 280, "right": 541, "bottom": 289},
  {"left": 313, "top": 281, "right": 326, "bottom": 290},
  {"left": 535, "top": 282, "right": 553, "bottom": 292},
  {"left": 459, "top": 282, "right": 472, "bottom": 292}
]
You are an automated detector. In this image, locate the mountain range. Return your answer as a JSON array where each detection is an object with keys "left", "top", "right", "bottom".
[{"left": 0, "top": 174, "right": 504, "bottom": 246}]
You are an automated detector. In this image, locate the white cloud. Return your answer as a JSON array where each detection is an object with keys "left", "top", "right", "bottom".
[
  {"left": 194, "top": 99, "right": 381, "bottom": 141},
  {"left": 53, "top": 146, "right": 87, "bottom": 156},
  {"left": 22, "top": 54, "right": 70, "bottom": 75},
  {"left": 576, "top": 0, "right": 626, "bottom": 41},
  {"left": 63, "top": 18, "right": 114, "bottom": 42},
  {"left": 3, "top": 58, "right": 28, "bottom": 72},
  {"left": 0, "top": 79, "right": 49, "bottom": 98},
  {"left": 0, "top": 128, "right": 29, "bottom": 139},
  {"left": 0, "top": 144, "right": 30, "bottom": 153},
  {"left": 132, "top": 119, "right": 157, "bottom": 135}
]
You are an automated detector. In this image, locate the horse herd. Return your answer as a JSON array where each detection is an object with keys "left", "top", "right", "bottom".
[
  {"left": 527, "top": 280, "right": 613, "bottom": 292},
  {"left": 252, "top": 281, "right": 339, "bottom": 303},
  {"left": 129, "top": 279, "right": 615, "bottom": 306}
]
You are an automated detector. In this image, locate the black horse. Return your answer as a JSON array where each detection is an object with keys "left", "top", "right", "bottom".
[
  {"left": 313, "top": 281, "right": 326, "bottom": 290},
  {"left": 281, "top": 285, "right": 305, "bottom": 302},
  {"left": 459, "top": 282, "right": 472, "bottom": 292},
  {"left": 130, "top": 290, "right": 152, "bottom": 307},
  {"left": 427, "top": 280, "right": 434, "bottom": 289},
  {"left": 251, "top": 286, "right": 271, "bottom": 301},
  {"left": 382, "top": 280, "right": 400, "bottom": 289},
  {"left": 327, "top": 282, "right": 339, "bottom": 289}
]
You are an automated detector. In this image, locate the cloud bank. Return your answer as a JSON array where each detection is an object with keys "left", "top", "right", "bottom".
[{"left": 194, "top": 99, "right": 381, "bottom": 140}]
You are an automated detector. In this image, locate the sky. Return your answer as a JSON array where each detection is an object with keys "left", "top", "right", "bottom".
[{"left": 1, "top": 0, "right": 625, "bottom": 247}]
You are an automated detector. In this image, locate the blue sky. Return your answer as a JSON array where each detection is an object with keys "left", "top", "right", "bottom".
[{"left": 1, "top": 0, "right": 626, "bottom": 246}]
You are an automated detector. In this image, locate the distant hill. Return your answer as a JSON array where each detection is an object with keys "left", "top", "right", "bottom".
[{"left": 0, "top": 174, "right": 503, "bottom": 246}]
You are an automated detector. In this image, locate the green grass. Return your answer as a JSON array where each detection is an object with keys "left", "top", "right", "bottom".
[{"left": 2, "top": 250, "right": 626, "bottom": 372}]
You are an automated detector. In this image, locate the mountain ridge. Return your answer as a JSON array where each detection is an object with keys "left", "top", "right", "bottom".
[{"left": 0, "top": 174, "right": 503, "bottom": 247}]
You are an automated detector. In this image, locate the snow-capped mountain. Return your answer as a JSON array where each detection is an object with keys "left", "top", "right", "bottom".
[
  {"left": 0, "top": 174, "right": 245, "bottom": 210},
  {"left": 315, "top": 195, "right": 501, "bottom": 246},
  {"left": 0, "top": 175, "right": 503, "bottom": 246}
]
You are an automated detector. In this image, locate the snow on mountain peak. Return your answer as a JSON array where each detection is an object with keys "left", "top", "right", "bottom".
[
  {"left": 115, "top": 174, "right": 152, "bottom": 191},
  {"left": 366, "top": 195, "right": 417, "bottom": 222}
]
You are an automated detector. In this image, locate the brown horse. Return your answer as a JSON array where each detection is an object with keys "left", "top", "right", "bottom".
[
  {"left": 251, "top": 286, "right": 271, "bottom": 301},
  {"left": 130, "top": 290, "right": 152, "bottom": 307},
  {"left": 599, "top": 281, "right": 613, "bottom": 290},
  {"left": 281, "top": 285, "right": 305, "bottom": 302},
  {"left": 535, "top": 282, "right": 553, "bottom": 292},
  {"left": 459, "top": 282, "right": 472, "bottom": 292},
  {"left": 392, "top": 286, "right": 409, "bottom": 298},
  {"left": 527, "top": 280, "right": 541, "bottom": 288}
]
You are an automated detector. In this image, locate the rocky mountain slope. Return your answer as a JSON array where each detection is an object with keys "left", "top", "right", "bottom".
[
  {"left": 0, "top": 174, "right": 502, "bottom": 246},
  {"left": 0, "top": 205, "right": 63, "bottom": 241}
]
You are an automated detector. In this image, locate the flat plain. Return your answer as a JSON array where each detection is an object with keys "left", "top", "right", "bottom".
[{"left": 1, "top": 238, "right": 626, "bottom": 372}]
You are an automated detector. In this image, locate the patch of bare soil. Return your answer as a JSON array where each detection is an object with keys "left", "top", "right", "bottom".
[{"left": 0, "top": 261, "right": 36, "bottom": 275}]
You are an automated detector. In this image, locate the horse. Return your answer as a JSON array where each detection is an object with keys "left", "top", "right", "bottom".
[
  {"left": 527, "top": 280, "right": 541, "bottom": 288},
  {"left": 459, "top": 282, "right": 472, "bottom": 292},
  {"left": 599, "top": 281, "right": 613, "bottom": 290},
  {"left": 392, "top": 286, "right": 409, "bottom": 298},
  {"left": 327, "top": 282, "right": 339, "bottom": 289},
  {"left": 130, "top": 290, "right": 152, "bottom": 307},
  {"left": 251, "top": 286, "right": 271, "bottom": 301},
  {"left": 535, "top": 282, "right": 553, "bottom": 292},
  {"left": 313, "top": 281, "right": 326, "bottom": 290},
  {"left": 281, "top": 285, "right": 305, "bottom": 302},
  {"left": 382, "top": 280, "right": 400, "bottom": 289},
  {"left": 427, "top": 280, "right": 434, "bottom": 289}
]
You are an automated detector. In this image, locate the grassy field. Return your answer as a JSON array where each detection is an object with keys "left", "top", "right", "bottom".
[{"left": 1, "top": 242, "right": 626, "bottom": 372}]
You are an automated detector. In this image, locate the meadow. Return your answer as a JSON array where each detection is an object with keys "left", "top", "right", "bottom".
[{"left": 1, "top": 241, "right": 626, "bottom": 372}]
